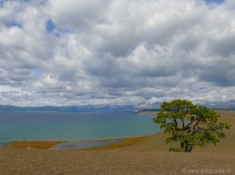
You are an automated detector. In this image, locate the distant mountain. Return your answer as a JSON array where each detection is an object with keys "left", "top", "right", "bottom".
[
  {"left": 134, "top": 100, "right": 235, "bottom": 112},
  {"left": 0, "top": 100, "right": 234, "bottom": 113},
  {"left": 134, "top": 101, "right": 161, "bottom": 109},
  {"left": 135, "top": 100, "right": 235, "bottom": 109},
  {"left": 0, "top": 105, "right": 136, "bottom": 113},
  {"left": 198, "top": 100, "right": 235, "bottom": 109}
]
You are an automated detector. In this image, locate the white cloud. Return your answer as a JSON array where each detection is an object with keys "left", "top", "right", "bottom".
[
  {"left": 0, "top": 85, "right": 20, "bottom": 92},
  {"left": 0, "top": 0, "right": 235, "bottom": 106}
]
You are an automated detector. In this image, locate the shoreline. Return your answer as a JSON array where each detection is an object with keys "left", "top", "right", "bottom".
[{"left": 4, "top": 135, "right": 152, "bottom": 150}]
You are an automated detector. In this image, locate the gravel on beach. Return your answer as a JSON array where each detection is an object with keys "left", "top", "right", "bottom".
[{"left": 0, "top": 148, "right": 234, "bottom": 175}]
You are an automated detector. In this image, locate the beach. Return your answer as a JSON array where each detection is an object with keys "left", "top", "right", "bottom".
[
  {"left": 0, "top": 110, "right": 235, "bottom": 175},
  {"left": 1, "top": 148, "right": 234, "bottom": 175}
]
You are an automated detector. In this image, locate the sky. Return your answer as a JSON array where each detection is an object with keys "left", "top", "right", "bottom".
[{"left": 0, "top": 0, "right": 235, "bottom": 106}]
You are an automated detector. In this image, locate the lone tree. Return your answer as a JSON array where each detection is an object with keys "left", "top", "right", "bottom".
[{"left": 153, "top": 99, "right": 231, "bottom": 152}]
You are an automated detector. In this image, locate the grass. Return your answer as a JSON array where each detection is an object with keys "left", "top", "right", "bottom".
[
  {"left": 85, "top": 136, "right": 151, "bottom": 150},
  {"left": 7, "top": 140, "right": 65, "bottom": 149},
  {"left": 6, "top": 136, "right": 151, "bottom": 150}
]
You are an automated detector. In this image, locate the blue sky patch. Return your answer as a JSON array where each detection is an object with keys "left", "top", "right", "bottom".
[
  {"left": 204, "top": 0, "right": 224, "bottom": 4},
  {"left": 46, "top": 20, "right": 56, "bottom": 33},
  {"left": 46, "top": 19, "right": 62, "bottom": 38},
  {"left": 32, "top": 69, "right": 43, "bottom": 76},
  {"left": 40, "top": 0, "right": 48, "bottom": 6},
  {"left": 4, "top": 21, "right": 22, "bottom": 28},
  {"left": 54, "top": 33, "right": 60, "bottom": 38}
]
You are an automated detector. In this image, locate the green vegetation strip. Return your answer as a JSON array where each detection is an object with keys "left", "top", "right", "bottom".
[
  {"left": 6, "top": 140, "right": 66, "bottom": 149},
  {"left": 85, "top": 136, "right": 151, "bottom": 150}
]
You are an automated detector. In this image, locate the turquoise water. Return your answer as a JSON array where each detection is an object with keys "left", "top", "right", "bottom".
[{"left": 0, "top": 112, "right": 159, "bottom": 146}]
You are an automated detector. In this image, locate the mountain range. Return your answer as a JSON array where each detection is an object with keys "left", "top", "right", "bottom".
[{"left": 0, "top": 100, "right": 235, "bottom": 113}]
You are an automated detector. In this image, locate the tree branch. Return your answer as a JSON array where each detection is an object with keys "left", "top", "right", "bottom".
[
  {"left": 193, "top": 118, "right": 201, "bottom": 131},
  {"left": 173, "top": 118, "right": 178, "bottom": 127},
  {"left": 181, "top": 119, "right": 185, "bottom": 129}
]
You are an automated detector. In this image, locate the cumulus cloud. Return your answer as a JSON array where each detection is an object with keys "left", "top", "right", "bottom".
[{"left": 0, "top": 0, "right": 235, "bottom": 106}]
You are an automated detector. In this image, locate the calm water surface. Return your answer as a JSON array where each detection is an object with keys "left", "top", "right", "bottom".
[{"left": 0, "top": 111, "right": 159, "bottom": 146}]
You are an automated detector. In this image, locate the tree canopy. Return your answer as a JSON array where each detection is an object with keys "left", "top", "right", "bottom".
[{"left": 153, "top": 99, "right": 231, "bottom": 152}]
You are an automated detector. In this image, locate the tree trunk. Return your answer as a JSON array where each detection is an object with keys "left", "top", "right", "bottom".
[
  {"left": 180, "top": 142, "right": 184, "bottom": 151},
  {"left": 180, "top": 142, "right": 193, "bottom": 152}
]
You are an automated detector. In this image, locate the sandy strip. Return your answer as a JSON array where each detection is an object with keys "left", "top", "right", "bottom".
[{"left": 0, "top": 148, "right": 234, "bottom": 175}]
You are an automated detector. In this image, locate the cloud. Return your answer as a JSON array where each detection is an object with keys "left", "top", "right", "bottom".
[
  {"left": 205, "top": 0, "right": 225, "bottom": 5},
  {"left": 0, "top": 0, "right": 235, "bottom": 106}
]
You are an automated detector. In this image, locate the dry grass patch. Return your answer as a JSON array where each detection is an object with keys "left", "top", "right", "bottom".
[
  {"left": 86, "top": 136, "right": 151, "bottom": 150},
  {"left": 7, "top": 140, "right": 65, "bottom": 149}
]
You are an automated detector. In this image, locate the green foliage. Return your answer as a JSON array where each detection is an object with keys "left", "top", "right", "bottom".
[{"left": 153, "top": 99, "right": 231, "bottom": 152}]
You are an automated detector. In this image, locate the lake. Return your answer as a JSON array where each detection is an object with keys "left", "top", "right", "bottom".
[{"left": 0, "top": 111, "right": 159, "bottom": 146}]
